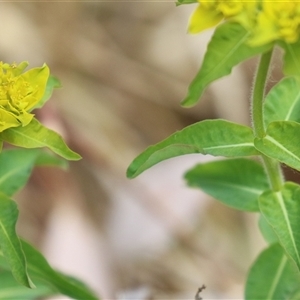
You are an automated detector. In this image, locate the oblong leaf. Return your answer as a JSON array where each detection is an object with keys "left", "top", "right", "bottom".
[
  {"left": 0, "top": 118, "right": 81, "bottom": 161},
  {"left": 259, "top": 182, "right": 300, "bottom": 270},
  {"left": 184, "top": 158, "right": 268, "bottom": 211},
  {"left": 181, "top": 22, "right": 273, "bottom": 107},
  {"left": 254, "top": 121, "right": 300, "bottom": 171},
  {"left": 0, "top": 194, "right": 34, "bottom": 288},
  {"left": 127, "top": 119, "right": 259, "bottom": 178},
  {"left": 21, "top": 241, "right": 98, "bottom": 300},
  {"left": 245, "top": 243, "right": 300, "bottom": 300},
  {"left": 264, "top": 77, "right": 300, "bottom": 126}
]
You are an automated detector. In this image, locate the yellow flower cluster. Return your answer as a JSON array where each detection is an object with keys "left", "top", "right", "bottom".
[
  {"left": 189, "top": 0, "right": 300, "bottom": 46},
  {"left": 0, "top": 62, "right": 49, "bottom": 132}
]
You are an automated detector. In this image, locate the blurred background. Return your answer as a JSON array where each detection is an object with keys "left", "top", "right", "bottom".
[{"left": 0, "top": 1, "right": 276, "bottom": 299}]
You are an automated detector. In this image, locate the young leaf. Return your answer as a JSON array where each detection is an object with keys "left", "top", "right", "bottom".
[
  {"left": 254, "top": 121, "right": 300, "bottom": 171},
  {"left": 259, "top": 182, "right": 300, "bottom": 271},
  {"left": 184, "top": 158, "right": 268, "bottom": 211},
  {"left": 264, "top": 77, "right": 300, "bottom": 127},
  {"left": 245, "top": 243, "right": 300, "bottom": 300},
  {"left": 32, "top": 75, "right": 62, "bottom": 111},
  {"left": 280, "top": 40, "right": 300, "bottom": 77},
  {"left": 0, "top": 269, "right": 54, "bottom": 300},
  {"left": 0, "top": 118, "right": 81, "bottom": 161},
  {"left": 20, "top": 240, "right": 98, "bottom": 300},
  {"left": 0, "top": 194, "right": 34, "bottom": 288},
  {"left": 181, "top": 22, "right": 273, "bottom": 107},
  {"left": 127, "top": 119, "right": 259, "bottom": 178}
]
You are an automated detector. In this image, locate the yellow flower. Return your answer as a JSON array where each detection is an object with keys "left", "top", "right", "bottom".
[
  {"left": 188, "top": 0, "right": 257, "bottom": 34},
  {"left": 188, "top": 0, "right": 300, "bottom": 46},
  {"left": 0, "top": 62, "right": 49, "bottom": 132},
  {"left": 249, "top": 1, "right": 300, "bottom": 46}
]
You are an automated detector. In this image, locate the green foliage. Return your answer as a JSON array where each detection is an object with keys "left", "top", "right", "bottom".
[
  {"left": 0, "top": 61, "right": 97, "bottom": 299},
  {"left": 0, "top": 269, "right": 53, "bottom": 300},
  {"left": 1, "top": 118, "right": 81, "bottom": 161},
  {"left": 254, "top": 121, "right": 300, "bottom": 171},
  {"left": 21, "top": 241, "right": 98, "bottom": 300},
  {"left": 127, "top": 119, "right": 258, "bottom": 178},
  {"left": 181, "top": 22, "right": 273, "bottom": 107},
  {"left": 184, "top": 158, "right": 268, "bottom": 211},
  {"left": 264, "top": 77, "right": 300, "bottom": 126},
  {"left": 127, "top": 3, "right": 300, "bottom": 299},
  {"left": 245, "top": 243, "right": 300, "bottom": 299},
  {"left": 259, "top": 182, "right": 300, "bottom": 270},
  {"left": 0, "top": 194, "right": 33, "bottom": 288}
]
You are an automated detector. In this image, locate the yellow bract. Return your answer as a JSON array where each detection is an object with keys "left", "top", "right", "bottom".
[
  {"left": 188, "top": 0, "right": 300, "bottom": 46},
  {"left": 0, "top": 62, "right": 49, "bottom": 133}
]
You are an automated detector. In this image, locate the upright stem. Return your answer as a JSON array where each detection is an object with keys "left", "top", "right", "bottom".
[
  {"left": 251, "top": 50, "right": 284, "bottom": 191},
  {"left": 252, "top": 50, "right": 272, "bottom": 138}
]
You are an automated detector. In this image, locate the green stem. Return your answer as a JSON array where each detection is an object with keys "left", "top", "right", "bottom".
[
  {"left": 252, "top": 50, "right": 284, "bottom": 191},
  {"left": 252, "top": 50, "right": 272, "bottom": 138}
]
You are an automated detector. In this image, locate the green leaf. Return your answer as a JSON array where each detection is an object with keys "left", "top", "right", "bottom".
[
  {"left": 254, "top": 121, "right": 300, "bottom": 171},
  {"left": 176, "top": 0, "right": 197, "bottom": 5},
  {"left": 245, "top": 243, "right": 300, "bottom": 300},
  {"left": 181, "top": 22, "right": 273, "bottom": 107},
  {"left": 32, "top": 75, "right": 62, "bottom": 111},
  {"left": 259, "top": 182, "right": 300, "bottom": 270},
  {"left": 0, "top": 118, "right": 81, "bottom": 161},
  {"left": 184, "top": 158, "right": 268, "bottom": 211},
  {"left": 264, "top": 77, "right": 300, "bottom": 127},
  {"left": 20, "top": 241, "right": 98, "bottom": 300},
  {"left": 0, "top": 149, "right": 43, "bottom": 197},
  {"left": 258, "top": 215, "right": 278, "bottom": 244},
  {"left": 0, "top": 194, "right": 34, "bottom": 288},
  {"left": 0, "top": 269, "right": 54, "bottom": 300},
  {"left": 280, "top": 40, "right": 300, "bottom": 77},
  {"left": 127, "top": 119, "right": 259, "bottom": 178}
]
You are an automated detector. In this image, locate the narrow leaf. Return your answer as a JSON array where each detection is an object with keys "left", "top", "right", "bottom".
[
  {"left": 264, "top": 77, "right": 300, "bottom": 126},
  {"left": 280, "top": 40, "right": 300, "bottom": 77},
  {"left": 0, "top": 118, "right": 81, "bottom": 161},
  {"left": 245, "top": 243, "right": 300, "bottom": 300},
  {"left": 184, "top": 158, "right": 268, "bottom": 211},
  {"left": 259, "top": 182, "right": 300, "bottom": 270},
  {"left": 181, "top": 22, "right": 273, "bottom": 107},
  {"left": 0, "top": 194, "right": 34, "bottom": 288},
  {"left": 127, "top": 119, "right": 259, "bottom": 178},
  {"left": 21, "top": 240, "right": 98, "bottom": 300},
  {"left": 254, "top": 121, "right": 300, "bottom": 171}
]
